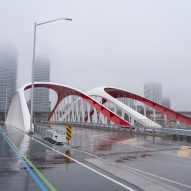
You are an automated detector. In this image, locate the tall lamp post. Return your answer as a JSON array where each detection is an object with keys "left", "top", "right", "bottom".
[{"left": 30, "top": 17, "right": 72, "bottom": 133}]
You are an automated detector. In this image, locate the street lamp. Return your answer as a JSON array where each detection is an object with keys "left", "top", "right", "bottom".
[{"left": 30, "top": 17, "right": 72, "bottom": 133}]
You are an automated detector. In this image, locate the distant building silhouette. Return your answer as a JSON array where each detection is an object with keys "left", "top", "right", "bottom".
[
  {"left": 0, "top": 44, "right": 17, "bottom": 121},
  {"left": 144, "top": 82, "right": 162, "bottom": 104},
  {"left": 33, "top": 56, "right": 50, "bottom": 114}
]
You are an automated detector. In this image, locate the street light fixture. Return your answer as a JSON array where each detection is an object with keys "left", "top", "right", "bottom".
[{"left": 30, "top": 17, "right": 72, "bottom": 133}]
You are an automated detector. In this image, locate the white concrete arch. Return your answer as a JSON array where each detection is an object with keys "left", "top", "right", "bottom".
[
  {"left": 6, "top": 83, "right": 130, "bottom": 133},
  {"left": 86, "top": 86, "right": 161, "bottom": 128}
]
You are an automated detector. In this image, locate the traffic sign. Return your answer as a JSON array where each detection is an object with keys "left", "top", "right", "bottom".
[{"left": 66, "top": 125, "right": 72, "bottom": 143}]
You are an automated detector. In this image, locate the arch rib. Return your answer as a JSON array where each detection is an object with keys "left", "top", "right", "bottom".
[
  {"left": 6, "top": 82, "right": 131, "bottom": 133},
  {"left": 87, "top": 86, "right": 191, "bottom": 125}
]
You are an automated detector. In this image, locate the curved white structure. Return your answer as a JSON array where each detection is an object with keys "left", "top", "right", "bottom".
[
  {"left": 6, "top": 82, "right": 130, "bottom": 133},
  {"left": 87, "top": 86, "right": 161, "bottom": 128},
  {"left": 6, "top": 83, "right": 191, "bottom": 133},
  {"left": 87, "top": 86, "right": 191, "bottom": 126},
  {"left": 6, "top": 84, "right": 32, "bottom": 133}
]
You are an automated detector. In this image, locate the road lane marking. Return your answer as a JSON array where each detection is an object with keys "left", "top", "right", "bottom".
[
  {"left": 68, "top": 145, "right": 191, "bottom": 190},
  {"left": 31, "top": 136, "right": 136, "bottom": 191},
  {"left": 92, "top": 133, "right": 139, "bottom": 146},
  {"left": 177, "top": 146, "right": 191, "bottom": 158},
  {"left": 92, "top": 136, "right": 137, "bottom": 145},
  {"left": 126, "top": 165, "right": 191, "bottom": 190},
  {"left": 12, "top": 127, "right": 191, "bottom": 190},
  {"left": 162, "top": 151, "right": 191, "bottom": 160},
  {"left": 0, "top": 129, "right": 49, "bottom": 191},
  {"left": 119, "top": 138, "right": 137, "bottom": 144},
  {"left": 1, "top": 128, "right": 57, "bottom": 191}
]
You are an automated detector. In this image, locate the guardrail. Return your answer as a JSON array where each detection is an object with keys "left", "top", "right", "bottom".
[
  {"left": 39, "top": 121, "right": 191, "bottom": 138},
  {"left": 40, "top": 121, "right": 132, "bottom": 130},
  {"left": 136, "top": 126, "right": 191, "bottom": 137}
]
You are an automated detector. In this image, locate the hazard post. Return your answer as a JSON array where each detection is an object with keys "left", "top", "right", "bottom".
[{"left": 66, "top": 125, "right": 72, "bottom": 145}]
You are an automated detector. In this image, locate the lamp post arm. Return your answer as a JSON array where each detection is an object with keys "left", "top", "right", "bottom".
[{"left": 37, "top": 18, "right": 72, "bottom": 26}]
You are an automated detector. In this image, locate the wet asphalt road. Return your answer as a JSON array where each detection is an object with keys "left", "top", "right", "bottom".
[
  {"left": 0, "top": 125, "right": 141, "bottom": 191},
  {"left": 1, "top": 124, "right": 191, "bottom": 191}
]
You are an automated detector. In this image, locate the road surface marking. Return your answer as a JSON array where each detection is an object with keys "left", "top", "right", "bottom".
[
  {"left": 0, "top": 129, "right": 50, "bottom": 191},
  {"left": 126, "top": 165, "right": 191, "bottom": 190},
  {"left": 119, "top": 138, "right": 137, "bottom": 144},
  {"left": 1, "top": 129, "right": 57, "bottom": 191},
  {"left": 177, "top": 146, "right": 191, "bottom": 158},
  {"left": 14, "top": 128, "right": 191, "bottom": 190},
  {"left": 92, "top": 133, "right": 140, "bottom": 146},
  {"left": 69, "top": 145, "right": 191, "bottom": 190},
  {"left": 92, "top": 136, "right": 137, "bottom": 145},
  {"left": 162, "top": 151, "right": 191, "bottom": 160},
  {"left": 31, "top": 136, "right": 136, "bottom": 191}
]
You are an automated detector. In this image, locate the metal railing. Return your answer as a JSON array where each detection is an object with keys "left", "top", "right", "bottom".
[{"left": 42, "top": 121, "right": 191, "bottom": 137}]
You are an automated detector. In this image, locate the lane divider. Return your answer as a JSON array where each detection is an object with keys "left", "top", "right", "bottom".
[
  {"left": 70, "top": 142, "right": 191, "bottom": 190},
  {"left": 0, "top": 128, "right": 57, "bottom": 191},
  {"left": 31, "top": 136, "right": 137, "bottom": 191},
  {"left": 6, "top": 127, "right": 137, "bottom": 191}
]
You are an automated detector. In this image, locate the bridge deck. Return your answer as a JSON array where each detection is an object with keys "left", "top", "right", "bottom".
[{"left": 1, "top": 124, "right": 191, "bottom": 191}]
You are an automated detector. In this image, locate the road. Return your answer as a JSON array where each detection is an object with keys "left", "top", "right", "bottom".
[{"left": 1, "top": 124, "right": 191, "bottom": 191}]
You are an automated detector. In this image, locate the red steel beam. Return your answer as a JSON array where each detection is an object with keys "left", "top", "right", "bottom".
[
  {"left": 104, "top": 88, "right": 191, "bottom": 125},
  {"left": 25, "top": 84, "right": 130, "bottom": 126}
]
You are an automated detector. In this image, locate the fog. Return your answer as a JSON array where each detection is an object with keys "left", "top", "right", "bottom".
[{"left": 0, "top": 0, "right": 191, "bottom": 110}]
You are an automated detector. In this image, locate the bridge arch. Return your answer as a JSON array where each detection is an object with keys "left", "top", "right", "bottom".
[
  {"left": 6, "top": 83, "right": 130, "bottom": 133},
  {"left": 87, "top": 86, "right": 191, "bottom": 125}
]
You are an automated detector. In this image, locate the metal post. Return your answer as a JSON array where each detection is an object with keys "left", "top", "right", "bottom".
[
  {"left": 135, "top": 101, "right": 137, "bottom": 111},
  {"left": 143, "top": 105, "right": 146, "bottom": 116},
  {"left": 29, "top": 18, "right": 72, "bottom": 133},
  {"left": 30, "top": 22, "right": 37, "bottom": 133},
  {"left": 153, "top": 109, "right": 156, "bottom": 122},
  {"left": 164, "top": 114, "right": 167, "bottom": 127},
  {"left": 4, "top": 88, "right": 8, "bottom": 120}
]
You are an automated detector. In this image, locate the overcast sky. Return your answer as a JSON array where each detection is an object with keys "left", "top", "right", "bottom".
[{"left": 0, "top": 0, "right": 191, "bottom": 110}]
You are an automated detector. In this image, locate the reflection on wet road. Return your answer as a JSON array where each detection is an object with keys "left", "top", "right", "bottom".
[
  {"left": 1, "top": 124, "right": 191, "bottom": 191},
  {"left": 66, "top": 126, "right": 191, "bottom": 191},
  {"left": 0, "top": 125, "right": 140, "bottom": 191}
]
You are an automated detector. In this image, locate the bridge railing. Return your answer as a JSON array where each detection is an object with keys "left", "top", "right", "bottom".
[{"left": 39, "top": 120, "right": 191, "bottom": 137}]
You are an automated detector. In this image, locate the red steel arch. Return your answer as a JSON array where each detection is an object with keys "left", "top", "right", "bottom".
[
  {"left": 25, "top": 83, "right": 130, "bottom": 126},
  {"left": 104, "top": 87, "right": 191, "bottom": 125}
]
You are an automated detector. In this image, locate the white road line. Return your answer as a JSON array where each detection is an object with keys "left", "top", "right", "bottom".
[
  {"left": 69, "top": 147, "right": 191, "bottom": 190},
  {"left": 31, "top": 137, "right": 136, "bottom": 191},
  {"left": 13, "top": 128, "right": 191, "bottom": 190},
  {"left": 126, "top": 166, "right": 191, "bottom": 190}
]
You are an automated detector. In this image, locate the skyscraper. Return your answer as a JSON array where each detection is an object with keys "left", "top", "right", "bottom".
[
  {"left": 33, "top": 56, "right": 50, "bottom": 114},
  {"left": 144, "top": 82, "right": 162, "bottom": 104},
  {"left": 0, "top": 44, "right": 17, "bottom": 121}
]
